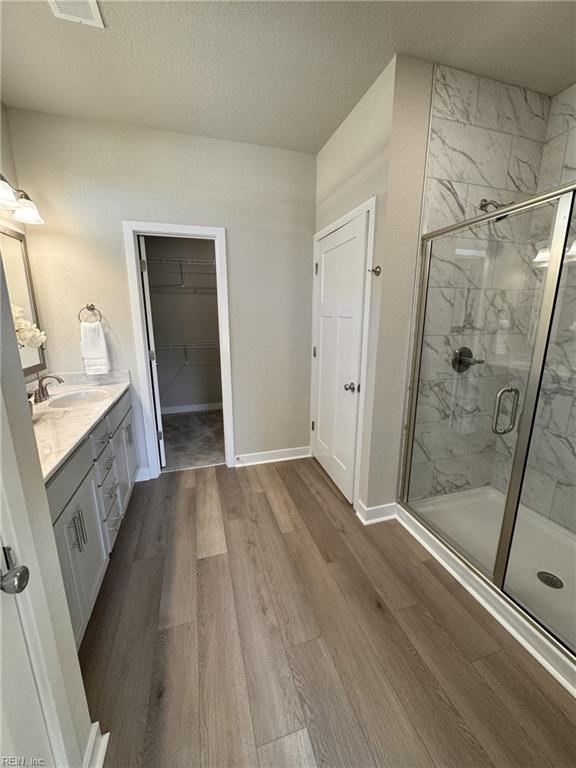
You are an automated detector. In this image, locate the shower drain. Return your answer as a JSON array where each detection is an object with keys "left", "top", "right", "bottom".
[{"left": 537, "top": 571, "right": 564, "bottom": 589}]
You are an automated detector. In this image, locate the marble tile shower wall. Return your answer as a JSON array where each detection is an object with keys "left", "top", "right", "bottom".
[
  {"left": 415, "top": 66, "right": 576, "bottom": 533},
  {"left": 538, "top": 82, "right": 576, "bottom": 193},
  {"left": 423, "top": 65, "right": 551, "bottom": 235}
]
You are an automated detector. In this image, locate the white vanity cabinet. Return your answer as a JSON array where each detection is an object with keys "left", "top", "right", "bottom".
[
  {"left": 47, "top": 387, "right": 137, "bottom": 647},
  {"left": 53, "top": 469, "right": 107, "bottom": 646}
]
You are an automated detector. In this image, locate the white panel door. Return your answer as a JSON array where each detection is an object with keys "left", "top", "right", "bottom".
[
  {"left": 1, "top": 570, "right": 54, "bottom": 766},
  {"left": 311, "top": 212, "right": 368, "bottom": 501},
  {"left": 138, "top": 235, "right": 167, "bottom": 467}
]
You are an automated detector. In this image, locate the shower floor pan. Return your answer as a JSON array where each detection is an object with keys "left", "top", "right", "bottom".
[{"left": 411, "top": 486, "right": 575, "bottom": 652}]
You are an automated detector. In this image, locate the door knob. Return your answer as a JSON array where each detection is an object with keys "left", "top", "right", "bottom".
[
  {"left": 344, "top": 382, "right": 356, "bottom": 393},
  {"left": 1, "top": 547, "right": 30, "bottom": 594}
]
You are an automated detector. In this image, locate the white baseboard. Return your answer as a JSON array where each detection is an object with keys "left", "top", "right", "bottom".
[
  {"left": 395, "top": 504, "right": 576, "bottom": 698},
  {"left": 235, "top": 446, "right": 311, "bottom": 467},
  {"left": 135, "top": 466, "right": 152, "bottom": 482},
  {"left": 161, "top": 403, "right": 222, "bottom": 415},
  {"left": 83, "top": 722, "right": 109, "bottom": 768},
  {"left": 354, "top": 499, "right": 399, "bottom": 525}
]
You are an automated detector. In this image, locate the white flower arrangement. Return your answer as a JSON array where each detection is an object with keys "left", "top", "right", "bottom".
[{"left": 12, "top": 304, "right": 46, "bottom": 349}]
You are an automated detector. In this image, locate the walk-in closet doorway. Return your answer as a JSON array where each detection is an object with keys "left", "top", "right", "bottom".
[{"left": 124, "top": 222, "right": 234, "bottom": 478}]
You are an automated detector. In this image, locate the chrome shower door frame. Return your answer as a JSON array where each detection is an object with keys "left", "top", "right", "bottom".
[{"left": 399, "top": 182, "right": 576, "bottom": 593}]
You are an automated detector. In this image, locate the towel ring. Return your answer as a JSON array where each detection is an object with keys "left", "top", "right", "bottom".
[{"left": 78, "top": 303, "right": 102, "bottom": 322}]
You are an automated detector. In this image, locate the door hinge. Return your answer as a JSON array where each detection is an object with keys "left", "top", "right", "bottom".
[
  {"left": 314, "top": 262, "right": 318, "bottom": 275},
  {"left": 157, "top": 430, "right": 163, "bottom": 441},
  {"left": 313, "top": 346, "right": 317, "bottom": 358},
  {"left": 140, "top": 259, "right": 147, "bottom": 272},
  {"left": 148, "top": 350, "right": 156, "bottom": 362},
  {"left": 311, "top": 420, "right": 315, "bottom": 431}
]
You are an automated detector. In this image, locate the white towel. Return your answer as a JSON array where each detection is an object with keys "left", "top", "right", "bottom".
[{"left": 80, "top": 320, "right": 110, "bottom": 375}]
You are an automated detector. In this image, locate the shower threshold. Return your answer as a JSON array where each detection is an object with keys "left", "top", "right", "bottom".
[{"left": 411, "top": 486, "right": 575, "bottom": 651}]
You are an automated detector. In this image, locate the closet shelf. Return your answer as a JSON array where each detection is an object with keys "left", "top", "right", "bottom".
[
  {"left": 150, "top": 285, "right": 217, "bottom": 293},
  {"left": 157, "top": 341, "right": 219, "bottom": 350},
  {"left": 147, "top": 257, "right": 215, "bottom": 267}
]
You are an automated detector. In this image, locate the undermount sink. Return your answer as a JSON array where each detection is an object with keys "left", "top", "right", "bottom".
[{"left": 48, "top": 389, "right": 109, "bottom": 408}]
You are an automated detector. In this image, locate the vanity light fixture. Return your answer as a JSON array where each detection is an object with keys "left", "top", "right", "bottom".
[
  {"left": 11, "top": 192, "right": 45, "bottom": 226},
  {"left": 0, "top": 174, "right": 45, "bottom": 224},
  {"left": 0, "top": 174, "right": 19, "bottom": 210}
]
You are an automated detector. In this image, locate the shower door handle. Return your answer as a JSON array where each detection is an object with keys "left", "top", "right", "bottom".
[{"left": 492, "top": 387, "right": 520, "bottom": 435}]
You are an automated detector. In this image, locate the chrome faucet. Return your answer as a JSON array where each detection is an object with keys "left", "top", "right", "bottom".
[{"left": 33, "top": 374, "right": 64, "bottom": 404}]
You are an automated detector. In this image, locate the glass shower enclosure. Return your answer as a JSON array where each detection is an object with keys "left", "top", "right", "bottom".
[{"left": 400, "top": 182, "right": 576, "bottom": 655}]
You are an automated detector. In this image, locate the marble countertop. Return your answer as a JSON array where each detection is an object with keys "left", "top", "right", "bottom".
[{"left": 32, "top": 380, "right": 130, "bottom": 483}]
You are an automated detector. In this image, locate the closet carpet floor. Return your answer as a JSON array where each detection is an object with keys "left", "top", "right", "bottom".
[
  {"left": 79, "top": 459, "right": 576, "bottom": 768},
  {"left": 162, "top": 410, "right": 224, "bottom": 471}
]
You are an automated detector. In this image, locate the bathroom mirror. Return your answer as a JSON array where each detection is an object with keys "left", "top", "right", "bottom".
[{"left": 0, "top": 225, "right": 46, "bottom": 376}]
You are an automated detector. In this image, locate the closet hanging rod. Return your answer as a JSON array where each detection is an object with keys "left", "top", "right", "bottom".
[
  {"left": 149, "top": 286, "right": 217, "bottom": 293},
  {"left": 156, "top": 341, "right": 220, "bottom": 349},
  {"left": 147, "top": 257, "right": 216, "bottom": 267}
]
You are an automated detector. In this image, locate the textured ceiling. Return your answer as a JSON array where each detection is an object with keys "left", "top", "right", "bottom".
[{"left": 2, "top": 1, "right": 575, "bottom": 153}]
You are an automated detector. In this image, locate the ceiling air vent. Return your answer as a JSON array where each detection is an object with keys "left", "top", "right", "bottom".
[{"left": 48, "top": 0, "right": 104, "bottom": 28}]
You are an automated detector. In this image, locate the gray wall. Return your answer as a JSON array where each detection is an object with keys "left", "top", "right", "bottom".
[
  {"left": 145, "top": 237, "right": 222, "bottom": 412},
  {"left": 6, "top": 109, "right": 316, "bottom": 462},
  {"left": 316, "top": 54, "right": 434, "bottom": 507}
]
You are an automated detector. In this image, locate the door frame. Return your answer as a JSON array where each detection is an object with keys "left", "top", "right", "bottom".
[
  {"left": 311, "top": 197, "right": 376, "bottom": 506},
  {"left": 123, "top": 221, "right": 235, "bottom": 477}
]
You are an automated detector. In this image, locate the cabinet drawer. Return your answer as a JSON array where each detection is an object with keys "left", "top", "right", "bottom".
[
  {"left": 99, "top": 468, "right": 120, "bottom": 520},
  {"left": 47, "top": 439, "right": 92, "bottom": 524},
  {"left": 105, "top": 498, "right": 123, "bottom": 551},
  {"left": 107, "top": 391, "right": 131, "bottom": 436},
  {"left": 90, "top": 418, "right": 112, "bottom": 459},
  {"left": 95, "top": 442, "right": 116, "bottom": 486}
]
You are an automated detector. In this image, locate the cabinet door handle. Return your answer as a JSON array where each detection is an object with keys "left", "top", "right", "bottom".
[
  {"left": 68, "top": 516, "right": 83, "bottom": 552},
  {"left": 97, "top": 434, "right": 109, "bottom": 446},
  {"left": 77, "top": 508, "right": 88, "bottom": 545},
  {"left": 126, "top": 423, "right": 133, "bottom": 447}
]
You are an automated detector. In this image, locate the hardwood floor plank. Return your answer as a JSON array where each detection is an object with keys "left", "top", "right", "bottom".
[
  {"left": 285, "top": 527, "right": 434, "bottom": 768},
  {"left": 328, "top": 557, "right": 494, "bottom": 767},
  {"left": 102, "top": 557, "right": 164, "bottom": 768},
  {"left": 196, "top": 466, "right": 227, "bottom": 559},
  {"left": 225, "top": 516, "right": 303, "bottom": 745},
  {"left": 368, "top": 523, "right": 499, "bottom": 660},
  {"left": 158, "top": 481, "right": 197, "bottom": 630},
  {"left": 256, "top": 464, "right": 302, "bottom": 533},
  {"left": 216, "top": 465, "right": 248, "bottom": 520},
  {"left": 134, "top": 472, "right": 176, "bottom": 560},
  {"left": 287, "top": 639, "right": 376, "bottom": 768},
  {"left": 142, "top": 622, "right": 199, "bottom": 767},
  {"left": 247, "top": 492, "right": 320, "bottom": 647},
  {"left": 237, "top": 465, "right": 264, "bottom": 496},
  {"left": 293, "top": 459, "right": 417, "bottom": 610},
  {"left": 198, "top": 554, "right": 257, "bottom": 768},
  {"left": 257, "top": 729, "right": 317, "bottom": 768},
  {"left": 368, "top": 518, "right": 430, "bottom": 562},
  {"left": 82, "top": 462, "right": 575, "bottom": 768},
  {"left": 473, "top": 649, "right": 576, "bottom": 766},
  {"left": 275, "top": 462, "right": 352, "bottom": 563},
  {"left": 180, "top": 468, "right": 196, "bottom": 488},
  {"left": 423, "top": 557, "right": 576, "bottom": 725},
  {"left": 396, "top": 604, "right": 555, "bottom": 767}
]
